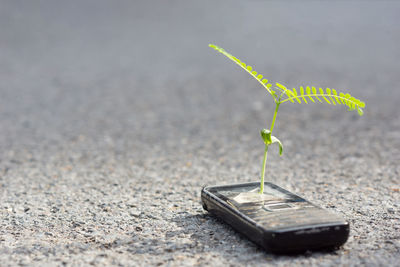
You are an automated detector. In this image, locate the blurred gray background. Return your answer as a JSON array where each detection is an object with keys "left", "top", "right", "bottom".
[{"left": 1, "top": 1, "right": 399, "bottom": 266}]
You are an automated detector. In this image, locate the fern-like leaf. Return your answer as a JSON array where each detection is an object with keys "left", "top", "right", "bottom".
[
  {"left": 209, "top": 44, "right": 365, "bottom": 116},
  {"left": 209, "top": 44, "right": 276, "bottom": 100},
  {"left": 281, "top": 86, "right": 365, "bottom": 115}
]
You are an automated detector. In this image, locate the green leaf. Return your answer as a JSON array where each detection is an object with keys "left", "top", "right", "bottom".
[
  {"left": 357, "top": 107, "right": 364, "bottom": 116},
  {"left": 261, "top": 129, "right": 283, "bottom": 155},
  {"left": 326, "top": 88, "right": 336, "bottom": 105},
  {"left": 339, "top": 93, "right": 346, "bottom": 104},
  {"left": 209, "top": 44, "right": 365, "bottom": 116},
  {"left": 276, "top": 83, "right": 294, "bottom": 102},
  {"left": 260, "top": 129, "right": 272, "bottom": 144},
  {"left": 344, "top": 93, "right": 352, "bottom": 109},
  {"left": 275, "top": 83, "right": 286, "bottom": 91},
  {"left": 276, "top": 83, "right": 288, "bottom": 93},
  {"left": 285, "top": 90, "right": 295, "bottom": 102},
  {"left": 320, "top": 88, "right": 331, "bottom": 104},
  {"left": 292, "top": 88, "right": 301, "bottom": 103},
  {"left": 279, "top": 84, "right": 365, "bottom": 116},
  {"left": 270, "top": 136, "right": 283, "bottom": 156},
  {"left": 299, "top": 86, "right": 308, "bottom": 104},
  {"left": 332, "top": 89, "right": 341, "bottom": 105},
  {"left": 208, "top": 44, "right": 276, "bottom": 100},
  {"left": 288, "top": 92, "right": 295, "bottom": 102},
  {"left": 313, "top": 86, "right": 322, "bottom": 102},
  {"left": 306, "top": 86, "right": 315, "bottom": 103}
]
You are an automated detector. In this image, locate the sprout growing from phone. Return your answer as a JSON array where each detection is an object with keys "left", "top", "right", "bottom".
[{"left": 209, "top": 44, "right": 365, "bottom": 194}]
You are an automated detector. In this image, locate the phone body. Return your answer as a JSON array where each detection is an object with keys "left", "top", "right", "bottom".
[{"left": 201, "top": 182, "right": 349, "bottom": 253}]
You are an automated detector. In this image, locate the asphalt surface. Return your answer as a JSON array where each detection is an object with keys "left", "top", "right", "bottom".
[{"left": 1, "top": 1, "right": 399, "bottom": 266}]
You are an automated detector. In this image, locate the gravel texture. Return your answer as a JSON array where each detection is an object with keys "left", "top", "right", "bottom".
[{"left": 1, "top": 1, "right": 399, "bottom": 266}]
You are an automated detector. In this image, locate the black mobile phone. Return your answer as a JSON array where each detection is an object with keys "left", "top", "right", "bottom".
[{"left": 201, "top": 182, "right": 349, "bottom": 253}]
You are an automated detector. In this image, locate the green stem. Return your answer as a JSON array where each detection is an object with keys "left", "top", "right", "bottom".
[
  {"left": 270, "top": 102, "right": 280, "bottom": 133},
  {"left": 259, "top": 145, "right": 268, "bottom": 194},
  {"left": 259, "top": 102, "right": 280, "bottom": 194}
]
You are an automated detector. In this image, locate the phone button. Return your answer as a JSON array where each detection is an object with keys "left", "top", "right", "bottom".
[{"left": 264, "top": 203, "right": 295, "bottom": 211}]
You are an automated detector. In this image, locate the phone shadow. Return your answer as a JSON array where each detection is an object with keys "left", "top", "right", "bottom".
[
  {"left": 128, "top": 212, "right": 337, "bottom": 264},
  {"left": 173, "top": 212, "right": 338, "bottom": 263},
  {"left": 129, "top": 212, "right": 342, "bottom": 264}
]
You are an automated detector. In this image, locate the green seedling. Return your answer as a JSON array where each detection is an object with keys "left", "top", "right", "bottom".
[{"left": 209, "top": 44, "right": 365, "bottom": 194}]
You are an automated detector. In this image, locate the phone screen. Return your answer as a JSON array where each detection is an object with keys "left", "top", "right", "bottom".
[
  {"left": 209, "top": 183, "right": 303, "bottom": 206},
  {"left": 207, "top": 183, "right": 342, "bottom": 230}
]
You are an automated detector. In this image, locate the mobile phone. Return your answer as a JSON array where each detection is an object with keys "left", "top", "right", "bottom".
[{"left": 201, "top": 182, "right": 349, "bottom": 253}]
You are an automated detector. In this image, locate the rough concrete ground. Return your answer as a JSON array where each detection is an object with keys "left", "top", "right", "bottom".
[{"left": 0, "top": 1, "right": 399, "bottom": 266}]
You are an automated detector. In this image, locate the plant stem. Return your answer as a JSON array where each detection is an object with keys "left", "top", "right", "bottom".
[
  {"left": 259, "top": 102, "right": 280, "bottom": 194},
  {"left": 259, "top": 145, "right": 268, "bottom": 194},
  {"left": 270, "top": 102, "right": 280, "bottom": 133}
]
